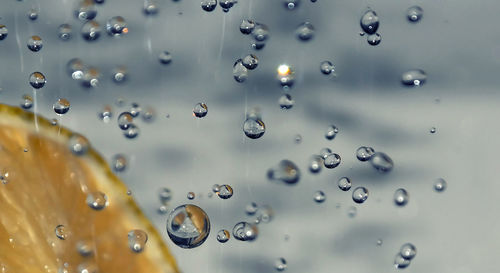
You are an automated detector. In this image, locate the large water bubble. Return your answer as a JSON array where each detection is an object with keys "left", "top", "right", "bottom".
[{"left": 166, "top": 204, "right": 210, "bottom": 248}]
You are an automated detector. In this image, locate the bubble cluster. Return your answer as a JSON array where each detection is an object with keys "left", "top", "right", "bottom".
[{"left": 360, "top": 9, "right": 381, "bottom": 46}]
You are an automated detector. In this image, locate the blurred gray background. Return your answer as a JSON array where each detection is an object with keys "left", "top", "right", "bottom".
[{"left": 1, "top": 0, "right": 499, "bottom": 272}]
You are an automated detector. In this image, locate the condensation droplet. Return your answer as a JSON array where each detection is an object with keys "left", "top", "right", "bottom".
[
  {"left": 187, "top": 192, "right": 195, "bottom": 200},
  {"left": 324, "top": 153, "right": 341, "bottom": 169},
  {"left": 356, "top": 146, "right": 375, "bottom": 161},
  {"left": 20, "top": 94, "right": 33, "bottom": 109},
  {"left": 81, "top": 20, "right": 101, "bottom": 41},
  {"left": 112, "top": 154, "right": 127, "bottom": 172},
  {"left": 55, "top": 225, "right": 68, "bottom": 240},
  {"left": 159, "top": 51, "right": 172, "bottom": 65},
  {"left": 360, "top": 9, "right": 379, "bottom": 34},
  {"left": 325, "top": 125, "right": 338, "bottom": 140},
  {"left": 201, "top": 0, "right": 217, "bottom": 12},
  {"left": 367, "top": 33, "right": 381, "bottom": 46},
  {"left": 401, "top": 69, "right": 427, "bottom": 87},
  {"left": 233, "top": 59, "right": 248, "bottom": 83},
  {"left": 29, "top": 72, "right": 46, "bottom": 89},
  {"left": 407, "top": 6, "right": 423, "bottom": 23},
  {"left": 58, "top": 24, "right": 72, "bottom": 41},
  {"left": 217, "top": 184, "right": 233, "bottom": 199},
  {"left": 313, "top": 191, "right": 326, "bottom": 203},
  {"left": 240, "top": 19, "right": 255, "bottom": 34},
  {"left": 274, "top": 257, "right": 287, "bottom": 271},
  {"left": 296, "top": 22, "right": 315, "bottom": 41},
  {"left": 68, "top": 134, "right": 89, "bottom": 156},
  {"left": 278, "top": 94, "right": 294, "bottom": 110}
]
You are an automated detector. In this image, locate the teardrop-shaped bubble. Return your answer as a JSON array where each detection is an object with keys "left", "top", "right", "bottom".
[
  {"left": 313, "top": 191, "right": 326, "bottom": 203},
  {"left": 86, "top": 191, "right": 108, "bottom": 210},
  {"left": 128, "top": 229, "right": 148, "bottom": 253},
  {"left": 401, "top": 69, "right": 426, "bottom": 87},
  {"left": 0, "top": 25, "right": 8, "bottom": 40},
  {"left": 337, "top": 177, "right": 352, "bottom": 191},
  {"left": 143, "top": 0, "right": 159, "bottom": 15},
  {"left": 394, "top": 253, "right": 411, "bottom": 269},
  {"left": 55, "top": 225, "right": 68, "bottom": 240},
  {"left": 400, "top": 243, "right": 417, "bottom": 260},
  {"left": 324, "top": 153, "right": 341, "bottom": 169},
  {"left": 320, "top": 61, "right": 335, "bottom": 75},
  {"left": 29, "top": 72, "right": 46, "bottom": 89},
  {"left": 394, "top": 188, "right": 409, "bottom": 206},
  {"left": 68, "top": 134, "right": 89, "bottom": 156},
  {"left": 216, "top": 229, "right": 230, "bottom": 243},
  {"left": 233, "top": 59, "right": 248, "bottom": 83},
  {"left": 275, "top": 257, "right": 287, "bottom": 271},
  {"left": 240, "top": 19, "right": 255, "bottom": 34},
  {"left": 217, "top": 184, "right": 233, "bottom": 199},
  {"left": 75, "top": 0, "right": 97, "bottom": 20},
  {"left": 277, "top": 64, "right": 294, "bottom": 87},
  {"left": 309, "top": 155, "right": 323, "bottom": 174},
  {"left": 267, "top": 160, "right": 301, "bottom": 184},
  {"left": 124, "top": 124, "right": 140, "bottom": 139},
  {"left": 81, "top": 20, "right": 101, "bottom": 41},
  {"left": 252, "top": 24, "right": 269, "bottom": 42},
  {"left": 20, "top": 94, "right": 33, "bottom": 109},
  {"left": 118, "top": 112, "right": 134, "bottom": 130},
  {"left": 243, "top": 118, "right": 265, "bottom": 139},
  {"left": 112, "top": 154, "right": 127, "bottom": 172},
  {"left": 106, "top": 16, "right": 128, "bottom": 36},
  {"left": 193, "top": 103, "right": 208, "bottom": 118},
  {"left": 356, "top": 146, "right": 375, "bottom": 161},
  {"left": 53, "top": 98, "right": 70, "bottom": 115},
  {"left": 325, "top": 125, "right": 338, "bottom": 140},
  {"left": 367, "top": 33, "right": 381, "bottom": 46},
  {"left": 278, "top": 94, "right": 294, "bottom": 110},
  {"left": 370, "top": 152, "right": 393, "bottom": 172},
  {"left": 296, "top": 22, "right": 315, "bottom": 41},
  {"left": 360, "top": 9, "right": 379, "bottom": 34},
  {"left": 166, "top": 204, "right": 210, "bottom": 248},
  {"left": 407, "top": 6, "right": 423, "bottom": 23},
  {"left": 201, "top": 0, "right": 217, "bottom": 12},
  {"left": 232, "top": 222, "right": 258, "bottom": 241},
  {"left": 242, "top": 54, "right": 259, "bottom": 70},
  {"left": 434, "top": 178, "right": 447, "bottom": 192},
  {"left": 352, "top": 187, "right": 369, "bottom": 203},
  {"left": 58, "top": 24, "right": 72, "bottom": 41},
  {"left": 27, "top": 35, "right": 43, "bottom": 52}
]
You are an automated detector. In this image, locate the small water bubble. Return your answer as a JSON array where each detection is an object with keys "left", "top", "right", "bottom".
[
  {"left": 143, "top": 0, "right": 159, "bottom": 15},
  {"left": 118, "top": 112, "right": 134, "bottom": 130},
  {"left": 166, "top": 204, "right": 210, "bottom": 248},
  {"left": 219, "top": 0, "right": 237, "bottom": 12},
  {"left": 240, "top": 19, "right": 255, "bottom": 34},
  {"left": 29, "top": 72, "right": 46, "bottom": 89},
  {"left": 394, "top": 253, "right": 411, "bottom": 269},
  {"left": 158, "top": 205, "right": 169, "bottom": 214},
  {"left": 0, "top": 25, "right": 8, "bottom": 40},
  {"left": 377, "top": 239, "right": 383, "bottom": 246},
  {"left": 212, "top": 184, "right": 220, "bottom": 193},
  {"left": 245, "top": 202, "right": 258, "bottom": 215},
  {"left": 75, "top": 0, "right": 97, "bottom": 21},
  {"left": 193, "top": 103, "right": 208, "bottom": 118},
  {"left": 319, "top": 148, "right": 332, "bottom": 159},
  {"left": 233, "top": 59, "right": 248, "bottom": 83},
  {"left": 20, "top": 94, "right": 33, "bottom": 109},
  {"left": 67, "top": 58, "right": 86, "bottom": 80},
  {"left": 124, "top": 124, "right": 140, "bottom": 139},
  {"left": 69, "top": 134, "right": 89, "bottom": 156},
  {"left": 257, "top": 205, "right": 273, "bottom": 223},
  {"left": 55, "top": 225, "right": 68, "bottom": 240},
  {"left": 81, "top": 20, "right": 101, "bottom": 41},
  {"left": 347, "top": 206, "right": 357, "bottom": 218},
  {"left": 81, "top": 67, "right": 100, "bottom": 87},
  {"left": 320, "top": 61, "right": 335, "bottom": 75},
  {"left": 394, "top": 188, "right": 409, "bottom": 206},
  {"left": 274, "top": 257, "right": 287, "bottom": 271},
  {"left": 128, "top": 230, "right": 148, "bottom": 253},
  {"left": 158, "top": 51, "right": 172, "bottom": 65},
  {"left": 279, "top": 94, "right": 294, "bottom": 109},
  {"left": 159, "top": 187, "right": 172, "bottom": 204},
  {"left": 51, "top": 119, "right": 58, "bottom": 126},
  {"left": 325, "top": 125, "right": 338, "bottom": 140},
  {"left": 294, "top": 134, "right": 302, "bottom": 144},
  {"left": 324, "top": 153, "right": 341, "bottom": 169},
  {"left": 338, "top": 177, "right": 352, "bottom": 191},
  {"left": 352, "top": 187, "right": 369, "bottom": 203},
  {"left": 76, "top": 240, "right": 93, "bottom": 257},
  {"left": 217, "top": 229, "right": 230, "bottom": 243},
  {"left": 232, "top": 222, "right": 258, "bottom": 241},
  {"left": 201, "top": 0, "right": 217, "bottom": 12},
  {"left": 98, "top": 105, "right": 113, "bottom": 122},
  {"left": 251, "top": 41, "right": 266, "bottom": 50},
  {"left": 284, "top": 0, "right": 299, "bottom": 10},
  {"left": 86, "top": 191, "right": 108, "bottom": 210},
  {"left": 277, "top": 64, "right": 294, "bottom": 87},
  {"left": 367, "top": 33, "right": 381, "bottom": 46},
  {"left": 370, "top": 152, "right": 393, "bottom": 172},
  {"left": 400, "top": 243, "right": 417, "bottom": 260},
  {"left": 309, "top": 155, "right": 323, "bottom": 174},
  {"left": 360, "top": 9, "right": 379, "bottom": 34},
  {"left": 242, "top": 54, "right": 259, "bottom": 70},
  {"left": 401, "top": 69, "right": 427, "bottom": 87},
  {"left": 187, "top": 192, "right": 195, "bottom": 200},
  {"left": 314, "top": 191, "right": 326, "bottom": 203},
  {"left": 430, "top": 127, "right": 436, "bottom": 133},
  {"left": 296, "top": 22, "right": 315, "bottom": 41},
  {"left": 77, "top": 262, "right": 98, "bottom": 273},
  {"left": 356, "top": 146, "right": 375, "bottom": 161},
  {"left": 112, "top": 66, "right": 128, "bottom": 83},
  {"left": 407, "top": 6, "right": 423, "bottom": 23},
  {"left": 53, "top": 98, "right": 70, "bottom": 115},
  {"left": 129, "top": 103, "right": 141, "bottom": 118},
  {"left": 27, "top": 8, "right": 38, "bottom": 20},
  {"left": 243, "top": 118, "right": 265, "bottom": 139},
  {"left": 434, "top": 178, "right": 447, "bottom": 192},
  {"left": 142, "top": 106, "right": 156, "bottom": 123},
  {"left": 27, "top": 35, "right": 43, "bottom": 52},
  {"left": 268, "top": 160, "right": 300, "bottom": 184},
  {"left": 58, "top": 24, "right": 72, "bottom": 40},
  {"left": 217, "top": 184, "right": 233, "bottom": 199},
  {"left": 112, "top": 154, "right": 127, "bottom": 172},
  {"left": 106, "top": 16, "right": 128, "bottom": 36},
  {"left": 252, "top": 24, "right": 269, "bottom": 42}
]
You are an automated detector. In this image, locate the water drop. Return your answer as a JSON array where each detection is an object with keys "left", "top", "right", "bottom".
[
  {"left": 217, "top": 184, "right": 233, "bottom": 199},
  {"left": 367, "top": 33, "right": 381, "bottom": 46},
  {"left": 27, "top": 8, "right": 38, "bottom": 20},
  {"left": 193, "top": 103, "right": 208, "bottom": 118},
  {"left": 81, "top": 67, "right": 100, "bottom": 87},
  {"left": 251, "top": 41, "right": 266, "bottom": 50},
  {"left": 159, "top": 187, "right": 172, "bottom": 204},
  {"left": 356, "top": 146, "right": 375, "bottom": 161},
  {"left": 320, "top": 61, "right": 335, "bottom": 75},
  {"left": 324, "top": 153, "right": 341, "bottom": 169},
  {"left": 267, "top": 160, "right": 301, "bottom": 184},
  {"left": 158, "top": 51, "right": 172, "bottom": 65},
  {"left": 76, "top": 240, "right": 93, "bottom": 256},
  {"left": 232, "top": 222, "right": 258, "bottom": 241},
  {"left": 142, "top": 106, "right": 156, "bottom": 123},
  {"left": 67, "top": 58, "right": 86, "bottom": 80},
  {"left": 29, "top": 72, "right": 46, "bottom": 89},
  {"left": 166, "top": 204, "right": 210, "bottom": 248},
  {"left": 187, "top": 192, "right": 195, "bottom": 200},
  {"left": 377, "top": 239, "right": 383, "bottom": 246},
  {"left": 394, "top": 188, "right": 409, "bottom": 206},
  {"left": 245, "top": 202, "right": 258, "bottom": 215},
  {"left": 394, "top": 253, "right": 411, "bottom": 269},
  {"left": 98, "top": 105, "right": 113, "bottom": 122},
  {"left": 20, "top": 94, "right": 33, "bottom": 109},
  {"left": 284, "top": 0, "right": 299, "bottom": 10},
  {"left": 296, "top": 22, "right": 314, "bottom": 41},
  {"left": 129, "top": 102, "right": 141, "bottom": 117},
  {"left": 75, "top": 0, "right": 97, "bottom": 21},
  {"left": 124, "top": 124, "right": 140, "bottom": 139},
  {"left": 81, "top": 20, "right": 101, "bottom": 41},
  {"left": 274, "top": 257, "right": 287, "bottom": 271},
  {"left": 434, "top": 178, "right": 447, "bottom": 192},
  {"left": 118, "top": 112, "right": 134, "bottom": 130},
  {"left": 242, "top": 54, "right": 258, "bottom": 70},
  {"left": 55, "top": 225, "right": 68, "bottom": 240},
  {"left": 252, "top": 24, "right": 269, "bottom": 42},
  {"left": 294, "top": 134, "right": 302, "bottom": 144},
  {"left": 112, "top": 66, "right": 128, "bottom": 83},
  {"left": 27, "top": 35, "right": 43, "bottom": 52},
  {"left": 278, "top": 94, "right": 294, "bottom": 109},
  {"left": 257, "top": 205, "right": 274, "bottom": 223},
  {"left": 219, "top": 0, "right": 236, "bottom": 12},
  {"left": 370, "top": 152, "right": 393, "bottom": 172},
  {"left": 277, "top": 64, "right": 294, "bottom": 87},
  {"left": 69, "top": 134, "right": 89, "bottom": 156},
  {"left": 86, "top": 191, "right": 108, "bottom": 210},
  {"left": 313, "top": 191, "right": 326, "bottom": 203},
  {"left": 352, "top": 187, "right": 369, "bottom": 203},
  {"left": 58, "top": 24, "right": 72, "bottom": 41},
  {"left": 309, "top": 155, "right": 323, "bottom": 174},
  {"left": 217, "top": 229, "right": 230, "bottom": 243},
  {"left": 53, "top": 98, "right": 70, "bottom": 115},
  {"left": 325, "top": 125, "right": 338, "bottom": 140},
  {"left": 212, "top": 184, "right": 220, "bottom": 193},
  {"left": 233, "top": 59, "right": 248, "bottom": 83},
  {"left": 400, "top": 243, "right": 417, "bottom": 260},
  {"left": 407, "top": 6, "right": 423, "bottom": 23},
  {"left": 360, "top": 9, "right": 379, "bottom": 34},
  {"left": 112, "top": 154, "right": 127, "bottom": 172},
  {"left": 143, "top": 0, "right": 159, "bottom": 15},
  {"left": 106, "top": 16, "right": 128, "bottom": 36},
  {"left": 337, "top": 177, "right": 352, "bottom": 191},
  {"left": 0, "top": 25, "right": 7, "bottom": 40},
  {"left": 430, "top": 127, "right": 436, "bottom": 134},
  {"left": 401, "top": 69, "right": 426, "bottom": 86},
  {"left": 243, "top": 117, "right": 265, "bottom": 139},
  {"left": 240, "top": 19, "right": 255, "bottom": 34},
  {"left": 128, "top": 230, "right": 148, "bottom": 253},
  {"left": 201, "top": 0, "right": 217, "bottom": 12}
]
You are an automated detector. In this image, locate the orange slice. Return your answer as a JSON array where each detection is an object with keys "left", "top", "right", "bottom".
[{"left": 0, "top": 104, "right": 179, "bottom": 273}]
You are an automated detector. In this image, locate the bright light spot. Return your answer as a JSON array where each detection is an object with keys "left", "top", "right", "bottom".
[{"left": 277, "top": 65, "right": 290, "bottom": 76}]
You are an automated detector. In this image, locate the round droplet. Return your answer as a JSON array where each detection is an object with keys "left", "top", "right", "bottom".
[
  {"left": 201, "top": 0, "right": 217, "bottom": 12},
  {"left": 142, "top": 106, "right": 156, "bottom": 123},
  {"left": 118, "top": 112, "right": 134, "bottom": 130},
  {"left": 58, "top": 24, "right": 72, "bottom": 40},
  {"left": 370, "top": 152, "right": 393, "bottom": 172},
  {"left": 187, "top": 192, "right": 195, "bottom": 200},
  {"left": 98, "top": 105, "right": 113, "bottom": 122},
  {"left": 240, "top": 19, "right": 255, "bottom": 34},
  {"left": 325, "top": 125, "right": 338, "bottom": 140},
  {"left": 401, "top": 69, "right": 426, "bottom": 87},
  {"left": 67, "top": 58, "right": 86, "bottom": 80},
  {"left": 296, "top": 22, "right": 315, "bottom": 41},
  {"left": 242, "top": 54, "right": 258, "bottom": 70},
  {"left": 55, "top": 225, "right": 68, "bottom": 240},
  {"left": 106, "top": 16, "right": 127, "bottom": 36},
  {"left": 367, "top": 33, "right": 381, "bottom": 46},
  {"left": 124, "top": 124, "right": 140, "bottom": 139},
  {"left": 0, "top": 25, "right": 8, "bottom": 40},
  {"left": 216, "top": 229, "right": 230, "bottom": 243},
  {"left": 217, "top": 184, "right": 233, "bottom": 199},
  {"left": 277, "top": 64, "right": 294, "bottom": 87},
  {"left": 338, "top": 177, "right": 351, "bottom": 191},
  {"left": 112, "top": 154, "right": 127, "bottom": 172},
  {"left": 284, "top": 0, "right": 299, "bottom": 10},
  {"left": 394, "top": 253, "right": 411, "bottom": 269},
  {"left": 86, "top": 191, "right": 108, "bottom": 210},
  {"left": 279, "top": 94, "right": 294, "bottom": 110},
  {"left": 158, "top": 51, "right": 172, "bottom": 65},
  {"left": 75, "top": 0, "right": 97, "bottom": 21},
  {"left": 324, "top": 153, "right": 341, "bottom": 169},
  {"left": 245, "top": 202, "right": 258, "bottom": 215},
  {"left": 28, "top": 9, "right": 38, "bottom": 20},
  {"left": 267, "top": 160, "right": 300, "bottom": 184},
  {"left": 434, "top": 178, "right": 447, "bottom": 192},
  {"left": 430, "top": 127, "right": 436, "bottom": 134},
  {"left": 352, "top": 187, "right": 369, "bottom": 203},
  {"left": 53, "top": 98, "right": 70, "bottom": 115},
  {"left": 377, "top": 239, "right": 383, "bottom": 246},
  {"left": 319, "top": 148, "right": 332, "bottom": 159},
  {"left": 69, "top": 134, "right": 89, "bottom": 156},
  {"left": 27, "top": 35, "right": 43, "bottom": 52},
  {"left": 111, "top": 65, "right": 128, "bottom": 83},
  {"left": 143, "top": 0, "right": 159, "bottom": 15},
  {"left": 20, "top": 94, "right": 33, "bottom": 109},
  {"left": 232, "top": 222, "right": 258, "bottom": 241},
  {"left": 233, "top": 59, "right": 248, "bottom": 83},
  {"left": 29, "top": 72, "right": 46, "bottom": 89},
  {"left": 166, "top": 204, "right": 210, "bottom": 248},
  {"left": 309, "top": 155, "right": 323, "bottom": 174},
  {"left": 394, "top": 188, "right": 409, "bottom": 206},
  {"left": 360, "top": 9, "right": 379, "bottom": 34},
  {"left": 314, "top": 191, "right": 326, "bottom": 203},
  {"left": 356, "top": 146, "right": 375, "bottom": 161},
  {"left": 294, "top": 134, "right": 302, "bottom": 144},
  {"left": 219, "top": 0, "right": 236, "bottom": 12},
  {"left": 275, "top": 257, "right": 287, "bottom": 271},
  {"left": 258, "top": 205, "right": 274, "bottom": 223},
  {"left": 400, "top": 243, "right": 417, "bottom": 260},
  {"left": 193, "top": 103, "right": 208, "bottom": 118},
  {"left": 212, "top": 184, "right": 220, "bottom": 193},
  {"left": 128, "top": 229, "right": 148, "bottom": 253},
  {"left": 243, "top": 118, "right": 265, "bottom": 139},
  {"left": 129, "top": 103, "right": 141, "bottom": 118},
  {"left": 81, "top": 20, "right": 101, "bottom": 41},
  {"left": 407, "top": 6, "right": 423, "bottom": 23},
  {"left": 320, "top": 61, "right": 335, "bottom": 75},
  {"left": 252, "top": 24, "right": 269, "bottom": 42},
  {"left": 159, "top": 188, "right": 172, "bottom": 204}
]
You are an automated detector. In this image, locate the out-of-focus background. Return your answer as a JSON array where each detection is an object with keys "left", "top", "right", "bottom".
[{"left": 1, "top": 0, "right": 500, "bottom": 272}]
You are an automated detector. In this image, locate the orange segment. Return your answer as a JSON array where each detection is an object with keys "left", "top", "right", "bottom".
[{"left": 0, "top": 104, "right": 178, "bottom": 273}]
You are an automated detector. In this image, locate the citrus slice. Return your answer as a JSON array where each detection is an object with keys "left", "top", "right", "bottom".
[{"left": 0, "top": 104, "right": 179, "bottom": 273}]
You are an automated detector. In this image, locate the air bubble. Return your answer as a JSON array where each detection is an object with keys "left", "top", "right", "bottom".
[
  {"left": 352, "top": 187, "right": 369, "bottom": 203},
  {"left": 232, "top": 222, "right": 258, "bottom": 241},
  {"left": 166, "top": 204, "right": 210, "bottom": 248},
  {"left": 27, "top": 36, "right": 43, "bottom": 52},
  {"left": 267, "top": 160, "right": 301, "bottom": 184},
  {"left": 193, "top": 103, "right": 208, "bottom": 118},
  {"left": 217, "top": 229, "right": 230, "bottom": 243},
  {"left": 53, "top": 98, "right": 70, "bottom": 115},
  {"left": 29, "top": 72, "right": 46, "bottom": 89},
  {"left": 337, "top": 177, "right": 351, "bottom": 191},
  {"left": 296, "top": 22, "right": 315, "bottom": 41},
  {"left": 128, "top": 230, "right": 148, "bottom": 253},
  {"left": 86, "top": 191, "right": 108, "bottom": 210},
  {"left": 394, "top": 188, "right": 409, "bottom": 206}
]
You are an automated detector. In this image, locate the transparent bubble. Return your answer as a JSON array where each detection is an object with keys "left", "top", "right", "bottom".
[
  {"left": 319, "top": 148, "right": 332, "bottom": 160},
  {"left": 377, "top": 239, "right": 383, "bottom": 246},
  {"left": 352, "top": 187, "right": 369, "bottom": 203},
  {"left": 267, "top": 160, "right": 301, "bottom": 184},
  {"left": 124, "top": 124, "right": 140, "bottom": 139},
  {"left": 243, "top": 118, "right": 265, "bottom": 139},
  {"left": 314, "top": 191, "right": 326, "bottom": 203},
  {"left": 367, "top": 33, "right": 381, "bottom": 46},
  {"left": 128, "top": 229, "right": 148, "bottom": 253},
  {"left": 296, "top": 22, "right": 314, "bottom": 41},
  {"left": 81, "top": 67, "right": 100, "bottom": 87},
  {"left": 75, "top": 0, "right": 97, "bottom": 21},
  {"left": 407, "top": 6, "right": 423, "bottom": 23},
  {"left": 394, "top": 188, "right": 409, "bottom": 206},
  {"left": 233, "top": 59, "right": 248, "bottom": 83},
  {"left": 252, "top": 24, "right": 269, "bottom": 42},
  {"left": 112, "top": 65, "right": 128, "bottom": 83},
  {"left": 193, "top": 103, "right": 208, "bottom": 118},
  {"left": 55, "top": 225, "right": 68, "bottom": 240},
  {"left": 201, "top": 0, "right": 217, "bottom": 12},
  {"left": 324, "top": 153, "right": 341, "bottom": 169},
  {"left": 219, "top": 0, "right": 236, "bottom": 12},
  {"left": 76, "top": 240, "right": 93, "bottom": 257},
  {"left": 118, "top": 112, "right": 134, "bottom": 130},
  {"left": 325, "top": 125, "right": 338, "bottom": 140},
  {"left": 401, "top": 69, "right": 426, "bottom": 87},
  {"left": 275, "top": 257, "right": 287, "bottom": 271},
  {"left": 434, "top": 178, "right": 447, "bottom": 192},
  {"left": 251, "top": 41, "right": 266, "bottom": 50},
  {"left": 430, "top": 127, "right": 436, "bottom": 134},
  {"left": 29, "top": 72, "right": 46, "bottom": 89},
  {"left": 400, "top": 243, "right": 417, "bottom": 260},
  {"left": 68, "top": 134, "right": 89, "bottom": 156},
  {"left": 212, "top": 184, "right": 220, "bottom": 193},
  {"left": 27, "top": 35, "right": 43, "bottom": 52},
  {"left": 58, "top": 24, "right": 72, "bottom": 41},
  {"left": 370, "top": 152, "right": 393, "bottom": 172},
  {"left": 360, "top": 9, "right": 379, "bottom": 34},
  {"left": 0, "top": 25, "right": 7, "bottom": 40},
  {"left": 242, "top": 54, "right": 259, "bottom": 70},
  {"left": 240, "top": 19, "right": 255, "bottom": 35},
  {"left": 279, "top": 94, "right": 294, "bottom": 110},
  {"left": 320, "top": 60, "right": 335, "bottom": 75},
  {"left": 98, "top": 105, "right": 113, "bottom": 122},
  {"left": 106, "top": 16, "right": 128, "bottom": 36},
  {"left": 277, "top": 64, "right": 294, "bottom": 87},
  {"left": 187, "top": 192, "right": 195, "bottom": 200},
  {"left": 20, "top": 94, "right": 33, "bottom": 109},
  {"left": 245, "top": 202, "right": 258, "bottom": 215},
  {"left": 309, "top": 155, "right": 323, "bottom": 174},
  {"left": 284, "top": 0, "right": 299, "bottom": 10},
  {"left": 81, "top": 20, "right": 101, "bottom": 41},
  {"left": 158, "top": 205, "right": 169, "bottom": 214},
  {"left": 159, "top": 187, "right": 172, "bottom": 204},
  {"left": 394, "top": 253, "right": 411, "bottom": 269},
  {"left": 86, "top": 191, "right": 108, "bottom": 210},
  {"left": 257, "top": 205, "right": 274, "bottom": 223},
  {"left": 129, "top": 102, "right": 141, "bottom": 117},
  {"left": 142, "top": 106, "right": 156, "bottom": 123},
  {"left": 112, "top": 154, "right": 127, "bottom": 172},
  {"left": 217, "top": 184, "right": 233, "bottom": 199},
  {"left": 53, "top": 98, "right": 70, "bottom": 115},
  {"left": 67, "top": 58, "right": 86, "bottom": 80},
  {"left": 143, "top": 0, "right": 159, "bottom": 15},
  {"left": 28, "top": 8, "right": 38, "bottom": 20},
  {"left": 77, "top": 262, "right": 98, "bottom": 273},
  {"left": 232, "top": 222, "right": 258, "bottom": 241},
  {"left": 356, "top": 146, "right": 375, "bottom": 161},
  {"left": 166, "top": 204, "right": 210, "bottom": 248},
  {"left": 338, "top": 177, "right": 352, "bottom": 191},
  {"left": 217, "top": 229, "right": 230, "bottom": 243},
  {"left": 347, "top": 206, "right": 357, "bottom": 218}
]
